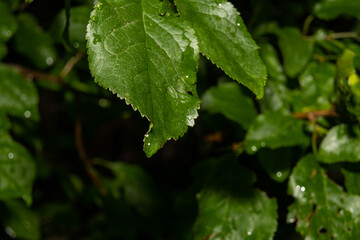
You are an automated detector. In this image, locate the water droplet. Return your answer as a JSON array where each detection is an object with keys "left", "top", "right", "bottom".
[
  {"left": 218, "top": 3, "right": 222, "bottom": 6},
  {"left": 289, "top": 218, "right": 295, "bottom": 223},
  {"left": 251, "top": 146, "right": 257, "bottom": 152},
  {"left": 247, "top": 231, "right": 252, "bottom": 236},
  {"left": 237, "top": 23, "right": 241, "bottom": 27},
  {"left": 260, "top": 141, "right": 266, "bottom": 147},
  {"left": 276, "top": 172, "right": 282, "bottom": 177},
  {"left": 300, "top": 186, "right": 306, "bottom": 192},
  {"left": 8, "top": 153, "right": 14, "bottom": 159},
  {"left": 46, "top": 57, "right": 54, "bottom": 65},
  {"left": 147, "top": 143, "right": 150, "bottom": 146},
  {"left": 296, "top": 185, "right": 300, "bottom": 190},
  {"left": 5, "top": 226, "right": 16, "bottom": 239},
  {"left": 24, "top": 110, "right": 31, "bottom": 118},
  {"left": 145, "top": 134, "right": 149, "bottom": 138},
  {"left": 302, "top": 198, "right": 307, "bottom": 202},
  {"left": 186, "top": 75, "right": 189, "bottom": 78},
  {"left": 74, "top": 42, "right": 80, "bottom": 49}
]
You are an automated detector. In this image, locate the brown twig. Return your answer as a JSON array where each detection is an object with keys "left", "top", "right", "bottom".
[
  {"left": 292, "top": 108, "right": 339, "bottom": 121},
  {"left": 60, "top": 51, "right": 86, "bottom": 79},
  {"left": 75, "top": 115, "right": 107, "bottom": 196},
  {"left": 9, "top": 64, "right": 62, "bottom": 83}
]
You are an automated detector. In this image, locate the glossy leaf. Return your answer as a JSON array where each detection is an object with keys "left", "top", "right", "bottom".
[
  {"left": 276, "top": 27, "right": 314, "bottom": 78},
  {"left": 259, "top": 43, "right": 286, "bottom": 82},
  {"left": 51, "top": 6, "right": 92, "bottom": 50},
  {"left": 314, "top": 0, "right": 360, "bottom": 20},
  {"left": 0, "top": 134, "right": 36, "bottom": 200},
  {"left": 0, "top": 64, "right": 39, "bottom": 120},
  {"left": 13, "top": 13, "right": 57, "bottom": 69},
  {"left": 318, "top": 124, "right": 360, "bottom": 163},
  {"left": 3, "top": 201, "right": 40, "bottom": 240},
  {"left": 193, "top": 155, "right": 278, "bottom": 240},
  {"left": 202, "top": 82, "right": 257, "bottom": 129},
  {"left": 245, "top": 111, "right": 309, "bottom": 154},
  {"left": 87, "top": 0, "right": 200, "bottom": 157},
  {"left": 260, "top": 81, "right": 291, "bottom": 113},
  {"left": 288, "top": 154, "right": 360, "bottom": 239},
  {"left": 258, "top": 148, "right": 292, "bottom": 182},
  {"left": 176, "top": 0, "right": 267, "bottom": 98},
  {"left": 292, "top": 61, "right": 336, "bottom": 112},
  {"left": 0, "top": 2, "right": 17, "bottom": 43}
]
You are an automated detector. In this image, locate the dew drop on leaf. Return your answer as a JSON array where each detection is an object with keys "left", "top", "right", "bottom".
[
  {"left": 46, "top": 57, "right": 54, "bottom": 65},
  {"left": 24, "top": 110, "right": 31, "bottom": 118},
  {"left": 5, "top": 226, "right": 16, "bottom": 239},
  {"left": 276, "top": 171, "right": 282, "bottom": 177},
  {"left": 8, "top": 153, "right": 14, "bottom": 159}
]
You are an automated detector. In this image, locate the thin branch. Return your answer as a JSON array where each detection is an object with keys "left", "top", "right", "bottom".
[
  {"left": 327, "top": 32, "right": 360, "bottom": 40},
  {"left": 292, "top": 108, "right": 339, "bottom": 121},
  {"left": 9, "top": 64, "right": 62, "bottom": 83},
  {"left": 302, "top": 15, "right": 314, "bottom": 36},
  {"left": 60, "top": 51, "right": 86, "bottom": 79}
]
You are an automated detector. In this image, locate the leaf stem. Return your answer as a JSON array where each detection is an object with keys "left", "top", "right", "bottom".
[
  {"left": 302, "top": 15, "right": 314, "bottom": 36},
  {"left": 327, "top": 32, "right": 360, "bottom": 40}
]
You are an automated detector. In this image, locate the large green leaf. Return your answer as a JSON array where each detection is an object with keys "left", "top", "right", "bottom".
[
  {"left": 0, "top": 2, "right": 17, "bottom": 43},
  {"left": 258, "top": 148, "right": 292, "bottom": 182},
  {"left": 314, "top": 0, "right": 360, "bottom": 20},
  {"left": 260, "top": 81, "right": 291, "bottom": 113},
  {"left": 276, "top": 27, "right": 314, "bottom": 78},
  {"left": 13, "top": 13, "right": 57, "bottom": 69},
  {"left": 175, "top": 0, "right": 267, "bottom": 98},
  {"left": 193, "top": 155, "right": 278, "bottom": 240},
  {"left": 0, "top": 134, "right": 36, "bottom": 200},
  {"left": 3, "top": 201, "right": 40, "bottom": 240},
  {"left": 259, "top": 43, "right": 286, "bottom": 82},
  {"left": 318, "top": 124, "right": 360, "bottom": 163},
  {"left": 245, "top": 111, "right": 309, "bottom": 154},
  {"left": 292, "top": 61, "right": 336, "bottom": 112},
  {"left": 288, "top": 154, "right": 360, "bottom": 239},
  {"left": 0, "top": 64, "right": 39, "bottom": 120},
  {"left": 202, "top": 82, "right": 257, "bottom": 129},
  {"left": 87, "top": 0, "right": 200, "bottom": 157}
]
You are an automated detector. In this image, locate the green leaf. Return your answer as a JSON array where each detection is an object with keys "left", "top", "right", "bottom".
[
  {"left": 258, "top": 148, "right": 292, "bottom": 182},
  {"left": 292, "top": 61, "right": 336, "bottom": 112},
  {"left": 0, "top": 113, "right": 10, "bottom": 134},
  {"left": 51, "top": 6, "right": 92, "bottom": 50},
  {"left": 0, "top": 2, "right": 17, "bottom": 43},
  {"left": 0, "top": 43, "right": 7, "bottom": 60},
  {"left": 87, "top": 0, "right": 200, "bottom": 157},
  {"left": 0, "top": 134, "right": 36, "bottom": 200},
  {"left": 175, "top": 0, "right": 267, "bottom": 98},
  {"left": 314, "top": 0, "right": 360, "bottom": 20},
  {"left": 193, "top": 155, "right": 278, "bottom": 240},
  {"left": 202, "top": 82, "right": 257, "bottom": 129},
  {"left": 342, "top": 169, "right": 360, "bottom": 195},
  {"left": 318, "top": 124, "right": 360, "bottom": 163},
  {"left": 259, "top": 43, "right": 286, "bottom": 82},
  {"left": 259, "top": 80, "right": 291, "bottom": 113},
  {"left": 288, "top": 154, "right": 360, "bottom": 239},
  {"left": 0, "top": 64, "right": 39, "bottom": 120},
  {"left": 245, "top": 111, "right": 309, "bottom": 154},
  {"left": 3, "top": 201, "right": 40, "bottom": 240},
  {"left": 13, "top": 13, "right": 57, "bottom": 69},
  {"left": 276, "top": 27, "right": 314, "bottom": 78}
]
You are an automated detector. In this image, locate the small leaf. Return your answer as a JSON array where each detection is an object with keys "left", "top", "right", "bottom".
[
  {"left": 276, "top": 27, "right": 314, "bottom": 78},
  {"left": 0, "top": 64, "right": 39, "bottom": 120},
  {"left": 193, "top": 155, "right": 278, "bottom": 240},
  {"left": 3, "top": 201, "right": 40, "bottom": 240},
  {"left": 259, "top": 43, "right": 286, "bottom": 82},
  {"left": 288, "top": 154, "right": 360, "bottom": 239},
  {"left": 202, "top": 82, "right": 257, "bottom": 129},
  {"left": 0, "top": 134, "right": 36, "bottom": 200},
  {"left": 87, "top": 0, "right": 200, "bottom": 157},
  {"left": 176, "top": 0, "right": 267, "bottom": 98},
  {"left": 0, "top": 2, "right": 17, "bottom": 43},
  {"left": 314, "top": 0, "right": 360, "bottom": 20},
  {"left": 292, "top": 61, "right": 336, "bottom": 112},
  {"left": 258, "top": 148, "right": 292, "bottom": 182},
  {"left": 318, "top": 124, "right": 360, "bottom": 163},
  {"left": 13, "top": 13, "right": 57, "bottom": 69},
  {"left": 245, "top": 111, "right": 309, "bottom": 154},
  {"left": 342, "top": 169, "right": 360, "bottom": 195}
]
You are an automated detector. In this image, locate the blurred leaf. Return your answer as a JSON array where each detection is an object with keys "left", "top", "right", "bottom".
[
  {"left": 314, "top": 0, "right": 360, "bottom": 20},
  {"left": 87, "top": 0, "right": 200, "bottom": 157},
  {"left": 0, "top": 43, "right": 7, "bottom": 60},
  {"left": 288, "top": 154, "right": 360, "bottom": 239},
  {"left": 245, "top": 111, "right": 309, "bottom": 154},
  {"left": 318, "top": 124, "right": 360, "bottom": 163},
  {"left": 202, "top": 82, "right": 257, "bottom": 129},
  {"left": 51, "top": 6, "right": 92, "bottom": 50},
  {"left": 0, "top": 134, "right": 36, "bottom": 200},
  {"left": 0, "top": 64, "right": 39, "bottom": 120},
  {"left": 13, "top": 13, "right": 57, "bottom": 69},
  {"left": 3, "top": 201, "right": 40, "bottom": 240},
  {"left": 342, "top": 169, "right": 360, "bottom": 195},
  {"left": 0, "top": 113, "right": 10, "bottom": 133},
  {"left": 259, "top": 43, "right": 286, "bottom": 82},
  {"left": 260, "top": 80, "right": 291, "bottom": 113},
  {"left": 258, "top": 148, "right": 292, "bottom": 182},
  {"left": 276, "top": 27, "right": 314, "bottom": 78},
  {"left": 0, "top": 2, "right": 17, "bottom": 43},
  {"left": 292, "top": 61, "right": 336, "bottom": 112},
  {"left": 193, "top": 155, "right": 278, "bottom": 240},
  {"left": 176, "top": 0, "right": 267, "bottom": 98}
]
